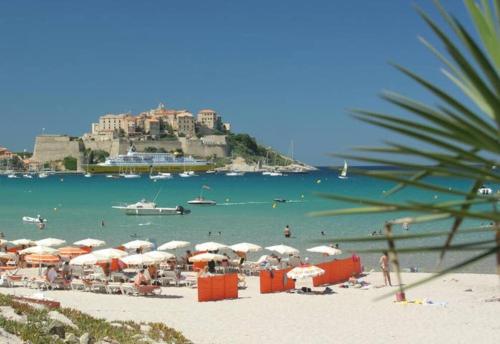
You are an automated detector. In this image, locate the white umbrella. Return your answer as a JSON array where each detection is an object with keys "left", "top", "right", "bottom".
[
  {"left": 195, "top": 242, "right": 227, "bottom": 251},
  {"left": 120, "top": 254, "right": 156, "bottom": 266},
  {"left": 157, "top": 240, "right": 191, "bottom": 251},
  {"left": 93, "top": 248, "right": 128, "bottom": 259},
  {"left": 144, "top": 250, "right": 175, "bottom": 262},
  {"left": 266, "top": 244, "right": 299, "bottom": 255},
  {"left": 123, "top": 240, "right": 154, "bottom": 250},
  {"left": 0, "top": 239, "right": 9, "bottom": 246},
  {"left": 189, "top": 252, "right": 226, "bottom": 263},
  {"left": 306, "top": 245, "right": 342, "bottom": 256},
  {"left": 286, "top": 265, "right": 325, "bottom": 280},
  {"left": 229, "top": 243, "right": 262, "bottom": 253},
  {"left": 0, "top": 252, "right": 16, "bottom": 260},
  {"left": 257, "top": 255, "right": 270, "bottom": 264},
  {"left": 69, "top": 253, "right": 100, "bottom": 266},
  {"left": 73, "top": 238, "right": 106, "bottom": 247},
  {"left": 10, "top": 239, "right": 36, "bottom": 247},
  {"left": 35, "top": 238, "right": 66, "bottom": 247},
  {"left": 19, "top": 246, "right": 58, "bottom": 255}
]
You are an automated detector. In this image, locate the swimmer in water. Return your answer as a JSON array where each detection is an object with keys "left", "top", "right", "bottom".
[
  {"left": 208, "top": 231, "right": 212, "bottom": 237},
  {"left": 321, "top": 231, "right": 326, "bottom": 236}
]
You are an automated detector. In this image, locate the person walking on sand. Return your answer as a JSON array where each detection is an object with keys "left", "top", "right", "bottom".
[
  {"left": 379, "top": 251, "right": 392, "bottom": 286},
  {"left": 283, "top": 225, "right": 291, "bottom": 238}
]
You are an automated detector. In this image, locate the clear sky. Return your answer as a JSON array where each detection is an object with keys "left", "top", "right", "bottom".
[{"left": 0, "top": 1, "right": 473, "bottom": 165}]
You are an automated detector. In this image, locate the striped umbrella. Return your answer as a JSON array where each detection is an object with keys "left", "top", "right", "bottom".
[
  {"left": 25, "top": 254, "right": 60, "bottom": 265},
  {"left": 58, "top": 246, "right": 87, "bottom": 258},
  {"left": 286, "top": 265, "right": 325, "bottom": 280}
]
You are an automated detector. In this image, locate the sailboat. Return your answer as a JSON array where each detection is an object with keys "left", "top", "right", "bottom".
[
  {"left": 149, "top": 167, "right": 172, "bottom": 180},
  {"left": 338, "top": 160, "right": 348, "bottom": 179}
]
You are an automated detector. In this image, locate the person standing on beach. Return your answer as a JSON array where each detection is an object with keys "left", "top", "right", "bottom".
[
  {"left": 379, "top": 251, "right": 392, "bottom": 286},
  {"left": 284, "top": 225, "right": 291, "bottom": 238}
]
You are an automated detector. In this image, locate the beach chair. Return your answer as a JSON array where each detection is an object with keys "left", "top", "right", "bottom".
[
  {"left": 70, "top": 265, "right": 84, "bottom": 279},
  {"left": 121, "top": 283, "right": 161, "bottom": 296},
  {"left": 160, "top": 271, "right": 178, "bottom": 286},
  {"left": 28, "top": 278, "right": 50, "bottom": 290},
  {"left": 105, "top": 282, "right": 123, "bottom": 294},
  {"left": 89, "top": 280, "right": 108, "bottom": 293},
  {"left": 70, "top": 279, "right": 87, "bottom": 291}
]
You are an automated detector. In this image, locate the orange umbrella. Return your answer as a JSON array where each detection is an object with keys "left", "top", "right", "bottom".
[
  {"left": 58, "top": 246, "right": 87, "bottom": 258},
  {"left": 25, "top": 254, "right": 60, "bottom": 265}
]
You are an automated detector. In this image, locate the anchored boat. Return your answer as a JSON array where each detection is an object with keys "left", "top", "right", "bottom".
[{"left": 112, "top": 200, "right": 190, "bottom": 215}]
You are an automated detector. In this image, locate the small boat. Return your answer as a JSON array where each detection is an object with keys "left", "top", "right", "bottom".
[
  {"left": 226, "top": 171, "right": 245, "bottom": 176},
  {"left": 150, "top": 174, "right": 172, "bottom": 180},
  {"left": 205, "top": 170, "right": 217, "bottom": 174},
  {"left": 84, "top": 173, "right": 92, "bottom": 178},
  {"left": 338, "top": 160, "right": 348, "bottom": 179},
  {"left": 22, "top": 174, "right": 33, "bottom": 179},
  {"left": 188, "top": 197, "right": 216, "bottom": 205},
  {"left": 121, "top": 172, "right": 141, "bottom": 179},
  {"left": 112, "top": 200, "right": 190, "bottom": 215},
  {"left": 188, "top": 185, "right": 216, "bottom": 205},
  {"left": 106, "top": 174, "right": 120, "bottom": 179},
  {"left": 478, "top": 186, "right": 493, "bottom": 195},
  {"left": 22, "top": 215, "right": 47, "bottom": 223},
  {"left": 262, "top": 171, "right": 272, "bottom": 176},
  {"left": 7, "top": 174, "right": 18, "bottom": 179},
  {"left": 269, "top": 171, "right": 284, "bottom": 177},
  {"left": 38, "top": 172, "right": 49, "bottom": 179},
  {"left": 179, "top": 171, "right": 197, "bottom": 178},
  {"left": 273, "top": 198, "right": 287, "bottom": 203}
]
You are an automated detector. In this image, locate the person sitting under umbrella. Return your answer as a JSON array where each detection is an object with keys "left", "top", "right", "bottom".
[{"left": 134, "top": 269, "right": 149, "bottom": 286}]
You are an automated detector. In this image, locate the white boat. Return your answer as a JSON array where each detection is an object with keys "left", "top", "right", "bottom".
[
  {"left": 112, "top": 200, "right": 190, "bottom": 215},
  {"left": 150, "top": 174, "right": 172, "bottom": 180},
  {"left": 269, "top": 171, "right": 284, "bottom": 177},
  {"left": 179, "top": 171, "right": 197, "bottom": 178},
  {"left": 226, "top": 171, "right": 245, "bottom": 176},
  {"left": 84, "top": 173, "right": 92, "bottom": 178},
  {"left": 188, "top": 185, "right": 216, "bottom": 205},
  {"left": 478, "top": 186, "right": 493, "bottom": 195},
  {"left": 106, "top": 174, "right": 119, "bottom": 179},
  {"left": 7, "top": 174, "right": 18, "bottom": 179},
  {"left": 262, "top": 171, "right": 272, "bottom": 176},
  {"left": 187, "top": 197, "right": 217, "bottom": 205},
  {"left": 338, "top": 160, "right": 348, "bottom": 179},
  {"left": 22, "top": 174, "right": 33, "bottom": 179},
  {"left": 205, "top": 170, "right": 217, "bottom": 174},
  {"left": 22, "top": 215, "right": 47, "bottom": 223},
  {"left": 121, "top": 172, "right": 141, "bottom": 179},
  {"left": 38, "top": 172, "right": 49, "bottom": 179}
]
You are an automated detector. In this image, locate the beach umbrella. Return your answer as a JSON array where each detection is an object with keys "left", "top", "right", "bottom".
[
  {"left": 306, "top": 246, "right": 342, "bottom": 256},
  {"left": 157, "top": 240, "right": 191, "bottom": 251},
  {"left": 144, "top": 250, "right": 175, "bottom": 262},
  {"left": 229, "top": 243, "right": 262, "bottom": 253},
  {"left": 93, "top": 248, "right": 128, "bottom": 259},
  {"left": 194, "top": 242, "right": 227, "bottom": 252},
  {"left": 0, "top": 239, "right": 9, "bottom": 246},
  {"left": 265, "top": 244, "right": 299, "bottom": 255},
  {"left": 189, "top": 252, "right": 226, "bottom": 263},
  {"left": 10, "top": 239, "right": 36, "bottom": 247},
  {"left": 58, "top": 246, "right": 87, "bottom": 258},
  {"left": 73, "top": 238, "right": 106, "bottom": 248},
  {"left": 19, "top": 246, "right": 58, "bottom": 255},
  {"left": 25, "top": 254, "right": 60, "bottom": 265},
  {"left": 35, "top": 238, "right": 66, "bottom": 247},
  {"left": 286, "top": 265, "right": 325, "bottom": 280},
  {"left": 257, "top": 255, "right": 271, "bottom": 264},
  {"left": 69, "top": 253, "right": 101, "bottom": 266},
  {"left": 120, "top": 254, "right": 156, "bottom": 266},
  {"left": 122, "top": 240, "right": 154, "bottom": 250}
]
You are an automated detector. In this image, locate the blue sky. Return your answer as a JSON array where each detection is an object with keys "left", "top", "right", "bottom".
[{"left": 0, "top": 1, "right": 473, "bottom": 165}]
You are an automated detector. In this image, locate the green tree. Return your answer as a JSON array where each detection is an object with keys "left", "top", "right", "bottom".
[
  {"left": 315, "top": 0, "right": 500, "bottom": 295},
  {"left": 63, "top": 156, "right": 77, "bottom": 171},
  {"left": 144, "top": 146, "right": 158, "bottom": 153}
]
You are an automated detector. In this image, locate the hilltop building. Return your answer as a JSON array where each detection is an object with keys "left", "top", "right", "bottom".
[{"left": 0, "top": 147, "right": 14, "bottom": 160}]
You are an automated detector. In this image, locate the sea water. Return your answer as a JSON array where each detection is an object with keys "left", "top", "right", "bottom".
[{"left": 0, "top": 168, "right": 496, "bottom": 273}]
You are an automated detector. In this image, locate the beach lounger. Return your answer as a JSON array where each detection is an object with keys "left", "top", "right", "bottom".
[
  {"left": 121, "top": 283, "right": 161, "bottom": 296},
  {"left": 90, "top": 281, "right": 108, "bottom": 293},
  {"left": 106, "top": 282, "right": 123, "bottom": 294},
  {"left": 28, "top": 278, "right": 50, "bottom": 290},
  {"left": 70, "top": 279, "right": 87, "bottom": 291}
]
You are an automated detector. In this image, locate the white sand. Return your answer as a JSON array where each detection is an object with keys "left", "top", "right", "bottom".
[{"left": 1, "top": 272, "right": 499, "bottom": 344}]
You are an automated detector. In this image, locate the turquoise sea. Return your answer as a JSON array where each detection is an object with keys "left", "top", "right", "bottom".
[{"left": 0, "top": 168, "right": 496, "bottom": 273}]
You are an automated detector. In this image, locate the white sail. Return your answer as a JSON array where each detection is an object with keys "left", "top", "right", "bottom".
[{"left": 339, "top": 160, "right": 348, "bottom": 179}]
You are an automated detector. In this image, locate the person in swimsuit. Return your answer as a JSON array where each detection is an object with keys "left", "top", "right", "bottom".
[
  {"left": 379, "top": 251, "right": 392, "bottom": 286},
  {"left": 284, "top": 225, "right": 291, "bottom": 238}
]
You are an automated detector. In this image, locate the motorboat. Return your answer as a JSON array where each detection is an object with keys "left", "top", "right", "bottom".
[
  {"left": 226, "top": 171, "right": 245, "bottom": 176},
  {"left": 273, "top": 198, "right": 287, "bottom": 203},
  {"left": 269, "top": 171, "right": 284, "bottom": 177},
  {"left": 22, "top": 215, "right": 47, "bottom": 223},
  {"left": 38, "top": 172, "right": 49, "bottom": 179},
  {"left": 84, "top": 173, "right": 92, "bottom": 178},
  {"left": 187, "top": 197, "right": 217, "bottom": 205},
  {"left": 262, "top": 171, "right": 272, "bottom": 176},
  {"left": 205, "top": 170, "right": 217, "bottom": 174},
  {"left": 179, "top": 171, "right": 197, "bottom": 178},
  {"left": 121, "top": 172, "right": 141, "bottom": 179},
  {"left": 22, "top": 174, "right": 33, "bottom": 179},
  {"left": 106, "top": 174, "right": 120, "bottom": 179},
  {"left": 7, "top": 173, "right": 18, "bottom": 179},
  {"left": 478, "top": 186, "right": 493, "bottom": 195},
  {"left": 112, "top": 200, "right": 190, "bottom": 215},
  {"left": 338, "top": 160, "right": 348, "bottom": 179},
  {"left": 188, "top": 185, "right": 216, "bottom": 205},
  {"left": 150, "top": 174, "right": 171, "bottom": 180}
]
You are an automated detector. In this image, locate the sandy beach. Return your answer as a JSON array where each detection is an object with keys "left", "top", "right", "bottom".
[{"left": 1, "top": 272, "right": 498, "bottom": 344}]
